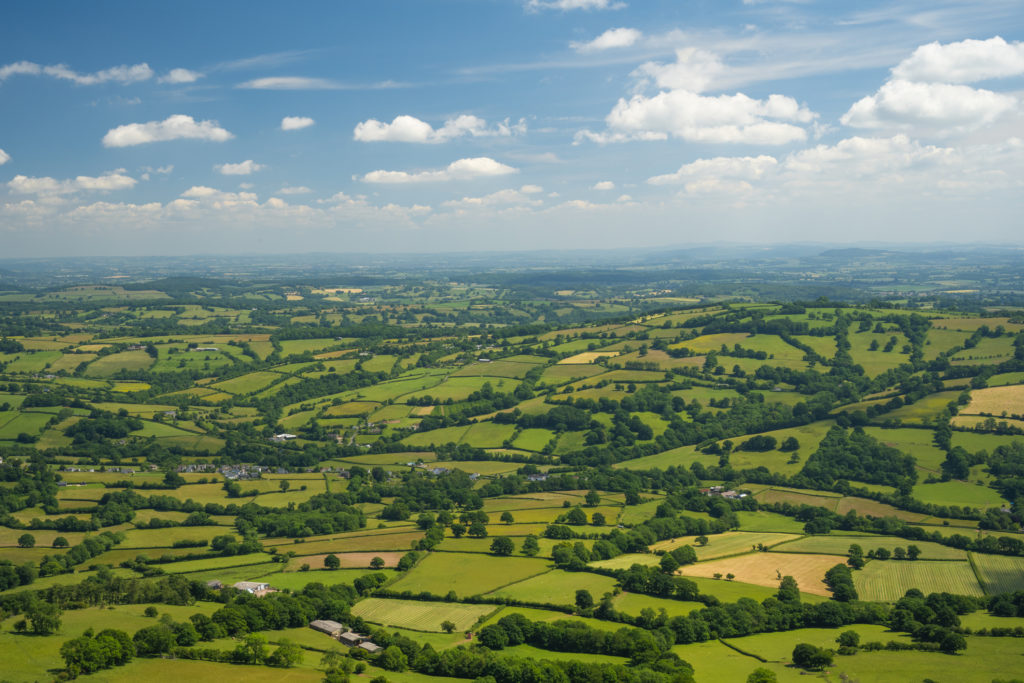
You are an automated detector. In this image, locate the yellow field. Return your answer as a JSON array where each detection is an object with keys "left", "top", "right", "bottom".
[
  {"left": 558, "top": 351, "right": 620, "bottom": 364},
  {"left": 963, "top": 385, "right": 1024, "bottom": 417},
  {"left": 678, "top": 552, "right": 842, "bottom": 595}
]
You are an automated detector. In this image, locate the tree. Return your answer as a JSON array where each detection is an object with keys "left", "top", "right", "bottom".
[
  {"left": 468, "top": 521, "right": 488, "bottom": 537},
  {"left": 26, "top": 601, "right": 61, "bottom": 635},
  {"left": 575, "top": 589, "right": 594, "bottom": 610},
  {"left": 585, "top": 490, "right": 601, "bottom": 506},
  {"left": 17, "top": 533, "right": 35, "bottom": 548},
  {"left": 671, "top": 545, "right": 698, "bottom": 566},
  {"left": 566, "top": 507, "right": 588, "bottom": 525},
  {"left": 441, "top": 620, "right": 456, "bottom": 634},
  {"left": 320, "top": 647, "right": 347, "bottom": 674},
  {"left": 746, "top": 668, "right": 778, "bottom": 683},
  {"left": 53, "top": 536, "right": 69, "bottom": 548},
  {"left": 874, "top": 547, "right": 891, "bottom": 561},
  {"left": 660, "top": 553, "right": 680, "bottom": 574},
  {"left": 267, "top": 638, "right": 304, "bottom": 668},
  {"left": 836, "top": 630, "right": 860, "bottom": 648},
  {"left": 324, "top": 553, "right": 340, "bottom": 570},
  {"left": 847, "top": 543, "right": 865, "bottom": 570},
  {"left": 500, "top": 511, "right": 514, "bottom": 524},
  {"left": 726, "top": 573, "right": 735, "bottom": 581},
  {"left": 144, "top": 606, "right": 158, "bottom": 618},
  {"left": 776, "top": 576, "right": 800, "bottom": 604},
  {"left": 490, "top": 536, "right": 515, "bottom": 556},
  {"left": 893, "top": 547, "right": 907, "bottom": 560},
  {"left": 940, "top": 632, "right": 967, "bottom": 654},
  {"left": 792, "top": 643, "right": 833, "bottom": 670},
  {"left": 279, "top": 479, "right": 290, "bottom": 492},
  {"left": 370, "top": 556, "right": 386, "bottom": 569},
  {"left": 906, "top": 544, "right": 921, "bottom": 560},
  {"left": 450, "top": 522, "right": 466, "bottom": 538},
  {"left": 591, "top": 512, "right": 606, "bottom": 526},
  {"left": 521, "top": 535, "right": 540, "bottom": 556},
  {"left": 695, "top": 535, "right": 709, "bottom": 547},
  {"left": 779, "top": 436, "right": 800, "bottom": 452}
]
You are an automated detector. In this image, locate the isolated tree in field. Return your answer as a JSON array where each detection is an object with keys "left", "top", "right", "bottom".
[
  {"left": 836, "top": 630, "right": 860, "bottom": 649},
  {"left": 441, "top": 620, "right": 456, "bottom": 634},
  {"left": 490, "top": 536, "right": 515, "bottom": 556},
  {"left": 370, "top": 556, "right": 385, "bottom": 569},
  {"left": 940, "top": 632, "right": 967, "bottom": 653},
  {"left": 17, "top": 533, "right": 35, "bottom": 548},
  {"left": 520, "top": 535, "right": 540, "bottom": 556},
  {"left": 792, "top": 643, "right": 833, "bottom": 670},
  {"left": 566, "top": 506, "right": 587, "bottom": 525},
  {"left": 726, "top": 573, "right": 735, "bottom": 581},
  {"left": 53, "top": 536, "right": 69, "bottom": 548},
  {"left": 500, "top": 511, "right": 514, "bottom": 524},
  {"left": 672, "top": 545, "right": 697, "bottom": 566},
  {"left": 746, "top": 668, "right": 777, "bottom": 683},
  {"left": 780, "top": 436, "right": 800, "bottom": 452},
  {"left": 324, "top": 553, "right": 340, "bottom": 570},
  {"left": 585, "top": 490, "right": 601, "bottom": 506},
  {"left": 591, "top": 512, "right": 606, "bottom": 526},
  {"left": 279, "top": 480, "right": 290, "bottom": 492},
  {"left": 144, "top": 606, "right": 158, "bottom": 617},
  {"left": 660, "top": 553, "right": 680, "bottom": 574},
  {"left": 696, "top": 535, "right": 709, "bottom": 547},
  {"left": 713, "top": 572, "right": 723, "bottom": 580},
  {"left": 26, "top": 601, "right": 61, "bottom": 635},
  {"left": 575, "top": 589, "right": 594, "bottom": 610},
  {"left": 847, "top": 544, "right": 865, "bottom": 570},
  {"left": 776, "top": 576, "right": 800, "bottom": 604}
]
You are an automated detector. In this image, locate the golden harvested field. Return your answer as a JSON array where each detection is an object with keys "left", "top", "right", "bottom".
[
  {"left": 677, "top": 552, "right": 842, "bottom": 595},
  {"left": 283, "top": 551, "right": 405, "bottom": 571},
  {"left": 963, "top": 385, "right": 1024, "bottom": 417},
  {"left": 649, "top": 531, "right": 802, "bottom": 560},
  {"left": 558, "top": 351, "right": 620, "bottom": 364}
]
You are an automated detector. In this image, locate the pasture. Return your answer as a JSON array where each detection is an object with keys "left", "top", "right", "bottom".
[
  {"left": 854, "top": 559, "right": 983, "bottom": 601},
  {"left": 488, "top": 569, "right": 619, "bottom": 606},
  {"left": 388, "top": 552, "right": 550, "bottom": 597},
  {"left": 351, "top": 597, "right": 495, "bottom": 632}
]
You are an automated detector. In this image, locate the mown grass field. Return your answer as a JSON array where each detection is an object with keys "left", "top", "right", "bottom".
[
  {"left": 773, "top": 535, "right": 966, "bottom": 560},
  {"left": 650, "top": 531, "right": 802, "bottom": 560},
  {"left": 970, "top": 553, "right": 1024, "bottom": 594},
  {"left": 388, "top": 552, "right": 550, "bottom": 597},
  {"left": 351, "top": 597, "right": 496, "bottom": 632},
  {"left": 854, "top": 559, "right": 983, "bottom": 601}
]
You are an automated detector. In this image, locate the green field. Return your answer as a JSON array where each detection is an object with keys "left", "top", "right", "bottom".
[
  {"left": 854, "top": 559, "right": 984, "bottom": 601},
  {"left": 388, "top": 552, "right": 550, "bottom": 597},
  {"left": 350, "top": 597, "right": 496, "bottom": 632},
  {"left": 912, "top": 480, "right": 1007, "bottom": 508},
  {"left": 487, "top": 569, "right": 618, "bottom": 606},
  {"left": 970, "top": 553, "right": 1024, "bottom": 594},
  {"left": 773, "top": 535, "right": 966, "bottom": 560}
]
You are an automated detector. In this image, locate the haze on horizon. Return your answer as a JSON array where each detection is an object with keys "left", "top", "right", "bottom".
[{"left": 1, "top": 0, "right": 1023, "bottom": 258}]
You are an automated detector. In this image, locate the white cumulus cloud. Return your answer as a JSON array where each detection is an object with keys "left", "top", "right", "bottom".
[
  {"left": 0, "top": 148, "right": 9, "bottom": 166},
  {"left": 8, "top": 170, "right": 137, "bottom": 195},
  {"left": 362, "top": 157, "right": 518, "bottom": 183},
  {"left": 442, "top": 187, "right": 543, "bottom": 209},
  {"left": 102, "top": 115, "right": 234, "bottom": 147},
  {"left": 278, "top": 186, "right": 312, "bottom": 195},
  {"left": 841, "top": 80, "right": 1017, "bottom": 134},
  {"left": 281, "top": 116, "right": 315, "bottom": 131},
  {"left": 648, "top": 155, "right": 778, "bottom": 185},
  {"left": 354, "top": 115, "right": 525, "bottom": 143},
  {"left": 571, "top": 28, "right": 642, "bottom": 52},
  {"left": 216, "top": 160, "right": 265, "bottom": 175},
  {"left": 592, "top": 180, "right": 616, "bottom": 190},
  {"left": 893, "top": 37, "right": 1024, "bottom": 84},
  {"left": 159, "top": 68, "right": 203, "bottom": 84},
  {"left": 632, "top": 48, "right": 725, "bottom": 93},
  {"left": 579, "top": 90, "right": 815, "bottom": 145},
  {"left": 783, "top": 135, "right": 955, "bottom": 178}
]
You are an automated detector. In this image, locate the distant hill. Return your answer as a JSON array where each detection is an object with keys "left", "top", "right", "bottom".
[{"left": 817, "top": 248, "right": 896, "bottom": 258}]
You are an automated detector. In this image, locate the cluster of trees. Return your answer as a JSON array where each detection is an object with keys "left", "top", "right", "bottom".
[
  {"left": 60, "top": 628, "right": 134, "bottom": 678},
  {"left": 801, "top": 426, "right": 917, "bottom": 491},
  {"left": 235, "top": 493, "right": 365, "bottom": 537}
]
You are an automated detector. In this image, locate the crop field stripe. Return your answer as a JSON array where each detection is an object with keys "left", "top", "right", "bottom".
[{"left": 967, "top": 552, "right": 987, "bottom": 595}]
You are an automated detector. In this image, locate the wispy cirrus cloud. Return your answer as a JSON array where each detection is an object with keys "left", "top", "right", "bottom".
[{"left": 0, "top": 60, "right": 153, "bottom": 85}]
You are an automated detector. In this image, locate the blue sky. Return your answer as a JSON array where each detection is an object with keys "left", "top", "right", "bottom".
[{"left": 2, "top": 0, "right": 1023, "bottom": 257}]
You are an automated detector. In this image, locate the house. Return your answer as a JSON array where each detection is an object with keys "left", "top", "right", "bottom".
[
  {"left": 338, "top": 631, "right": 363, "bottom": 646},
  {"left": 271, "top": 433, "right": 297, "bottom": 442},
  {"left": 232, "top": 581, "right": 274, "bottom": 597},
  {"left": 358, "top": 641, "right": 383, "bottom": 654},
  {"left": 309, "top": 620, "right": 346, "bottom": 637},
  {"left": 206, "top": 580, "right": 223, "bottom": 590}
]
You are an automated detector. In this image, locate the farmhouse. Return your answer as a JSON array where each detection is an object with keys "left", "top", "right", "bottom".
[
  {"left": 232, "top": 581, "right": 275, "bottom": 597},
  {"left": 358, "top": 641, "right": 383, "bottom": 654},
  {"left": 309, "top": 619, "right": 346, "bottom": 637}
]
